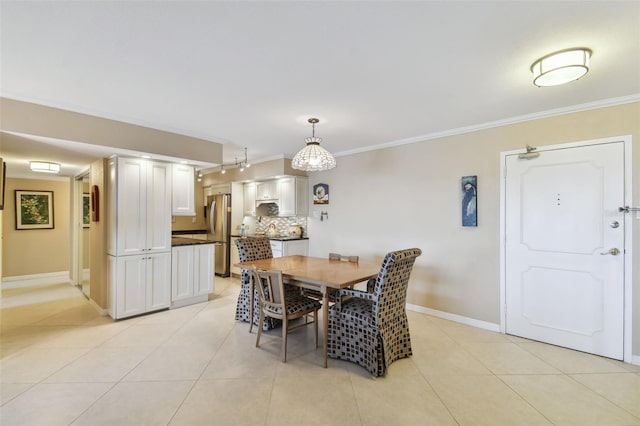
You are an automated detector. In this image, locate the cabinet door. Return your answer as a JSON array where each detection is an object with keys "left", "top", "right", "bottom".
[
  {"left": 116, "top": 158, "right": 147, "bottom": 256},
  {"left": 195, "top": 244, "right": 214, "bottom": 295},
  {"left": 283, "top": 240, "right": 309, "bottom": 256},
  {"left": 230, "top": 237, "right": 241, "bottom": 275},
  {"left": 147, "top": 251, "right": 171, "bottom": 311},
  {"left": 256, "top": 180, "right": 279, "bottom": 200},
  {"left": 296, "top": 177, "right": 309, "bottom": 216},
  {"left": 172, "top": 164, "right": 195, "bottom": 216},
  {"left": 171, "top": 246, "right": 195, "bottom": 302},
  {"left": 244, "top": 183, "right": 256, "bottom": 216},
  {"left": 278, "top": 177, "right": 295, "bottom": 216},
  {"left": 147, "top": 162, "right": 172, "bottom": 252},
  {"left": 115, "top": 255, "right": 147, "bottom": 318},
  {"left": 270, "top": 240, "right": 283, "bottom": 258}
]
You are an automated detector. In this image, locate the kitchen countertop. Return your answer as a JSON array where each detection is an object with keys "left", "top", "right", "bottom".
[
  {"left": 171, "top": 236, "right": 218, "bottom": 247},
  {"left": 230, "top": 235, "right": 309, "bottom": 241},
  {"left": 172, "top": 229, "right": 207, "bottom": 235}
]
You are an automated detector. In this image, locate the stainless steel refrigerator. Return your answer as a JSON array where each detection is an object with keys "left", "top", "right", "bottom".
[{"left": 207, "top": 193, "right": 231, "bottom": 277}]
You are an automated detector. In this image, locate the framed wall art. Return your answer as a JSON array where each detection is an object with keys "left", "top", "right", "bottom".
[
  {"left": 15, "top": 190, "right": 55, "bottom": 230},
  {"left": 0, "top": 160, "right": 5, "bottom": 210},
  {"left": 461, "top": 176, "right": 477, "bottom": 227},
  {"left": 313, "top": 183, "right": 329, "bottom": 204},
  {"left": 83, "top": 193, "right": 90, "bottom": 227}
]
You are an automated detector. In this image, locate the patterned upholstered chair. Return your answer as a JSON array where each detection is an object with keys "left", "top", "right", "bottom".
[
  {"left": 250, "top": 267, "right": 321, "bottom": 362},
  {"left": 234, "top": 237, "right": 277, "bottom": 332},
  {"left": 328, "top": 248, "right": 422, "bottom": 376}
]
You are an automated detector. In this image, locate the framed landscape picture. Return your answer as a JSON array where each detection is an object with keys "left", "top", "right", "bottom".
[
  {"left": 83, "top": 193, "right": 90, "bottom": 227},
  {"left": 15, "top": 190, "right": 55, "bottom": 230}
]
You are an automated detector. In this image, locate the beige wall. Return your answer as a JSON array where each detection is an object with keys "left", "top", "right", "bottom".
[
  {"left": 2, "top": 177, "right": 71, "bottom": 277},
  {"left": 89, "top": 159, "right": 107, "bottom": 308},
  {"left": 306, "top": 102, "right": 640, "bottom": 354}
]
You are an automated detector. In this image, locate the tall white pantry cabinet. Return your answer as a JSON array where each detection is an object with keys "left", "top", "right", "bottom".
[{"left": 107, "top": 157, "right": 172, "bottom": 319}]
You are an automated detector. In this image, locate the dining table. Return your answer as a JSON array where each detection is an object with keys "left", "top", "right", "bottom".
[{"left": 235, "top": 255, "right": 380, "bottom": 367}]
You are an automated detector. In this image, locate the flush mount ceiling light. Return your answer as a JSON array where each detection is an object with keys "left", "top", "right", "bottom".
[
  {"left": 29, "top": 161, "right": 61, "bottom": 173},
  {"left": 531, "top": 48, "right": 592, "bottom": 87},
  {"left": 291, "top": 118, "right": 336, "bottom": 172}
]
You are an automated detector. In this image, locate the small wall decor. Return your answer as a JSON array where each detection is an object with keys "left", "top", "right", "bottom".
[
  {"left": 0, "top": 160, "right": 5, "bottom": 210},
  {"left": 83, "top": 193, "right": 90, "bottom": 227},
  {"left": 461, "top": 176, "right": 477, "bottom": 227},
  {"left": 313, "top": 183, "right": 329, "bottom": 204},
  {"left": 15, "top": 190, "right": 54, "bottom": 230}
]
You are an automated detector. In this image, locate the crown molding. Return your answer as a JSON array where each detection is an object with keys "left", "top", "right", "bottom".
[{"left": 334, "top": 94, "right": 640, "bottom": 158}]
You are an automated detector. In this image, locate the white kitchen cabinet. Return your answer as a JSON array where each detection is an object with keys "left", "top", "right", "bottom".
[
  {"left": 278, "top": 177, "right": 308, "bottom": 216},
  {"left": 230, "top": 237, "right": 241, "bottom": 276},
  {"left": 171, "top": 243, "right": 214, "bottom": 308},
  {"left": 256, "top": 180, "right": 279, "bottom": 201},
  {"left": 106, "top": 157, "right": 173, "bottom": 319},
  {"left": 108, "top": 157, "right": 172, "bottom": 256},
  {"left": 172, "top": 163, "right": 195, "bottom": 216},
  {"left": 270, "top": 239, "right": 309, "bottom": 258},
  {"left": 243, "top": 182, "right": 256, "bottom": 216},
  {"left": 204, "top": 183, "right": 231, "bottom": 206},
  {"left": 108, "top": 252, "right": 171, "bottom": 319}
]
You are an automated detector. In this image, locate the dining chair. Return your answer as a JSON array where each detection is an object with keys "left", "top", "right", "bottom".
[
  {"left": 249, "top": 267, "right": 321, "bottom": 362},
  {"left": 234, "top": 237, "right": 276, "bottom": 332},
  {"left": 327, "top": 248, "right": 422, "bottom": 376}
]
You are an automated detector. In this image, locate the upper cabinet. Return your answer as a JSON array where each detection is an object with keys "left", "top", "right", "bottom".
[
  {"left": 256, "top": 180, "right": 279, "bottom": 201},
  {"left": 107, "top": 157, "right": 172, "bottom": 256},
  {"left": 243, "top": 177, "right": 308, "bottom": 217},
  {"left": 243, "top": 182, "right": 257, "bottom": 216},
  {"left": 279, "top": 176, "right": 308, "bottom": 216},
  {"left": 172, "top": 164, "right": 195, "bottom": 216}
]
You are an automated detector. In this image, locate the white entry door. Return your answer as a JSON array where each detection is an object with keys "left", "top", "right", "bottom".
[{"left": 504, "top": 140, "right": 626, "bottom": 360}]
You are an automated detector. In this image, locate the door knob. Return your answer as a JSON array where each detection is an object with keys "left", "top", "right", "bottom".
[{"left": 600, "top": 248, "right": 620, "bottom": 256}]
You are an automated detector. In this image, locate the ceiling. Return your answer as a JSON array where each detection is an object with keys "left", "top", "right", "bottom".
[{"left": 1, "top": 1, "right": 639, "bottom": 178}]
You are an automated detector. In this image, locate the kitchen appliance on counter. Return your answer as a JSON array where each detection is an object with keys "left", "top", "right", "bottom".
[{"left": 207, "top": 193, "right": 231, "bottom": 277}]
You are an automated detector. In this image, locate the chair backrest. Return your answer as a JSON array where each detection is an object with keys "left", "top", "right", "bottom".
[
  {"left": 235, "top": 237, "right": 273, "bottom": 262},
  {"left": 329, "top": 252, "right": 359, "bottom": 263},
  {"left": 370, "top": 248, "right": 422, "bottom": 321},
  {"left": 249, "top": 267, "right": 285, "bottom": 316}
]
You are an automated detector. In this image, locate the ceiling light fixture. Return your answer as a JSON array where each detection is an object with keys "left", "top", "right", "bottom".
[
  {"left": 292, "top": 118, "right": 336, "bottom": 171},
  {"left": 531, "top": 48, "right": 592, "bottom": 87},
  {"left": 30, "top": 161, "right": 61, "bottom": 173},
  {"left": 218, "top": 147, "right": 250, "bottom": 174}
]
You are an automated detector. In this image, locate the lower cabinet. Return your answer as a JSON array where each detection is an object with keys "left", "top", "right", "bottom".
[
  {"left": 270, "top": 240, "right": 309, "bottom": 258},
  {"left": 108, "top": 252, "right": 171, "bottom": 319},
  {"left": 230, "top": 237, "right": 241, "bottom": 276},
  {"left": 171, "top": 243, "right": 215, "bottom": 308}
]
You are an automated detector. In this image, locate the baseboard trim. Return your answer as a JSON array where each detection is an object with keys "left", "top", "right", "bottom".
[
  {"left": 2, "top": 271, "right": 71, "bottom": 289},
  {"left": 631, "top": 355, "right": 640, "bottom": 367},
  {"left": 88, "top": 298, "right": 109, "bottom": 316},
  {"left": 406, "top": 303, "right": 501, "bottom": 333}
]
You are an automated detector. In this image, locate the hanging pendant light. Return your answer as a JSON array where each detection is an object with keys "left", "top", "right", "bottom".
[{"left": 291, "top": 118, "right": 336, "bottom": 171}]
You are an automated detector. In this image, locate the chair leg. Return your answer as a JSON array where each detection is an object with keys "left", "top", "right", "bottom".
[
  {"left": 314, "top": 310, "right": 318, "bottom": 348},
  {"left": 282, "top": 317, "right": 288, "bottom": 363},
  {"left": 256, "top": 309, "right": 264, "bottom": 348}
]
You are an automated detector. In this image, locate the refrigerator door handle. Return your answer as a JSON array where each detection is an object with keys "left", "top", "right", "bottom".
[{"left": 209, "top": 200, "right": 216, "bottom": 233}]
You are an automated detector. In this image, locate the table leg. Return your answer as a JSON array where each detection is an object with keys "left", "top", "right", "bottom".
[{"left": 322, "top": 284, "right": 328, "bottom": 368}]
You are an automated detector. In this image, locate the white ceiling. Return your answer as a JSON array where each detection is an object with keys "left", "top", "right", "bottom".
[{"left": 1, "top": 1, "right": 639, "bottom": 177}]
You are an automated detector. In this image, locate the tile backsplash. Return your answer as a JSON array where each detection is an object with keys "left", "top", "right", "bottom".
[{"left": 241, "top": 216, "right": 308, "bottom": 237}]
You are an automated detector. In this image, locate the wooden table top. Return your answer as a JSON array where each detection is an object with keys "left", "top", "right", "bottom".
[{"left": 236, "top": 255, "right": 380, "bottom": 289}]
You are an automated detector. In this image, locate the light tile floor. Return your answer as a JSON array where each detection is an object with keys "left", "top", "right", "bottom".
[{"left": 1, "top": 278, "right": 639, "bottom": 426}]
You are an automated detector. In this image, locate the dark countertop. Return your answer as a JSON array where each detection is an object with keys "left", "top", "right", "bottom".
[
  {"left": 171, "top": 236, "right": 218, "bottom": 247},
  {"left": 230, "top": 235, "right": 309, "bottom": 241},
  {"left": 172, "top": 229, "right": 207, "bottom": 235}
]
